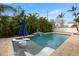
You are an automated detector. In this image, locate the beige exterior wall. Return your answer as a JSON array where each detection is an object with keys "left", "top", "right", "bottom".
[{"left": 54, "top": 28, "right": 78, "bottom": 33}]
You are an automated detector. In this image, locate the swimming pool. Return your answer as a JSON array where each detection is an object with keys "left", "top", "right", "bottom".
[
  {"left": 12, "top": 33, "right": 70, "bottom": 56},
  {"left": 31, "top": 34, "right": 69, "bottom": 49}
]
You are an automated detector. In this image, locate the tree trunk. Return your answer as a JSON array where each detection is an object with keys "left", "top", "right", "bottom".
[{"left": 75, "top": 23, "right": 79, "bottom": 32}]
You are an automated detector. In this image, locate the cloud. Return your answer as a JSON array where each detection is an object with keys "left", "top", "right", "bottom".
[
  {"left": 48, "top": 9, "right": 74, "bottom": 24},
  {"left": 47, "top": 10, "right": 63, "bottom": 20},
  {"left": 49, "top": 10, "right": 62, "bottom": 15}
]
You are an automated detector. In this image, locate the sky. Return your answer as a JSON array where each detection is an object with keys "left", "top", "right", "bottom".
[{"left": 2, "top": 3, "right": 79, "bottom": 25}]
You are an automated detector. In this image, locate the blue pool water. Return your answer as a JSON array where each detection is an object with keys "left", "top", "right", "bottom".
[
  {"left": 12, "top": 34, "right": 70, "bottom": 56},
  {"left": 30, "top": 34, "right": 69, "bottom": 49}
]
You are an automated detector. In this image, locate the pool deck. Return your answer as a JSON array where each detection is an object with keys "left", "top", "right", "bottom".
[
  {"left": 0, "top": 33, "right": 79, "bottom": 56},
  {"left": 0, "top": 38, "right": 14, "bottom": 56},
  {"left": 50, "top": 34, "right": 79, "bottom": 56}
]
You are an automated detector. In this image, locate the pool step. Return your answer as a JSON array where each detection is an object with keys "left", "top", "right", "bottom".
[
  {"left": 13, "top": 40, "right": 43, "bottom": 56},
  {"left": 24, "top": 47, "right": 55, "bottom": 56}
]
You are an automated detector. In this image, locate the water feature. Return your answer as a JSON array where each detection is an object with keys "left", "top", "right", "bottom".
[{"left": 37, "top": 32, "right": 43, "bottom": 36}]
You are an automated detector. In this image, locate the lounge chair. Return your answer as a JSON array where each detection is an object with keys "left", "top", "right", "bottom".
[
  {"left": 12, "top": 38, "right": 30, "bottom": 41},
  {"left": 12, "top": 38, "right": 30, "bottom": 47}
]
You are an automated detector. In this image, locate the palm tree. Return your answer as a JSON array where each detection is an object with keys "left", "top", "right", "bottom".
[
  {"left": 57, "top": 12, "right": 65, "bottom": 28},
  {"left": 68, "top": 6, "right": 77, "bottom": 12},
  {"left": 74, "top": 16, "right": 79, "bottom": 32},
  {"left": 26, "top": 13, "right": 39, "bottom": 34},
  {"left": 57, "top": 12, "right": 65, "bottom": 18},
  {"left": 0, "top": 4, "right": 16, "bottom": 14},
  {"left": 37, "top": 17, "right": 53, "bottom": 32},
  {"left": 68, "top": 6, "right": 79, "bottom": 17},
  {"left": 68, "top": 5, "right": 79, "bottom": 32},
  {"left": 0, "top": 4, "right": 17, "bottom": 37}
]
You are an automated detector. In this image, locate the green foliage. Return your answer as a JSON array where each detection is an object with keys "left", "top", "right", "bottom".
[
  {"left": 75, "top": 16, "right": 79, "bottom": 22},
  {"left": 0, "top": 13, "right": 54, "bottom": 37},
  {"left": 57, "top": 12, "right": 65, "bottom": 18},
  {"left": 26, "top": 13, "right": 38, "bottom": 34},
  {"left": 0, "top": 15, "right": 21, "bottom": 37},
  {"left": 0, "top": 4, "right": 16, "bottom": 14},
  {"left": 0, "top": 4, "right": 54, "bottom": 37},
  {"left": 26, "top": 13, "right": 53, "bottom": 34},
  {"left": 0, "top": 13, "right": 55, "bottom": 37},
  {"left": 74, "top": 16, "right": 79, "bottom": 32},
  {"left": 37, "top": 17, "right": 53, "bottom": 32},
  {"left": 68, "top": 6, "right": 79, "bottom": 32}
]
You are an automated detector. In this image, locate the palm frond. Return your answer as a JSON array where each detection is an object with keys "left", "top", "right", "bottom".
[
  {"left": 68, "top": 5, "right": 77, "bottom": 12},
  {"left": 0, "top": 4, "right": 17, "bottom": 13},
  {"left": 72, "top": 6, "right": 77, "bottom": 11},
  {"left": 57, "top": 12, "right": 65, "bottom": 18},
  {"left": 77, "top": 12, "right": 79, "bottom": 15}
]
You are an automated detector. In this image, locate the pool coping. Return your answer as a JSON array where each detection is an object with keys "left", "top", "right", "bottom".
[
  {"left": 50, "top": 34, "right": 73, "bottom": 54},
  {"left": 50, "top": 34, "right": 79, "bottom": 56},
  {"left": 13, "top": 32, "right": 73, "bottom": 39}
]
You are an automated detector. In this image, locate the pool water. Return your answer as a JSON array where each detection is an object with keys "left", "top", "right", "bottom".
[
  {"left": 31, "top": 34, "right": 69, "bottom": 49},
  {"left": 12, "top": 34, "right": 70, "bottom": 56}
]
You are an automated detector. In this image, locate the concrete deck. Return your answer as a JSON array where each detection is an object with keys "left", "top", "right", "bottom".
[
  {"left": 50, "top": 35, "right": 79, "bottom": 56},
  {"left": 0, "top": 38, "right": 14, "bottom": 56}
]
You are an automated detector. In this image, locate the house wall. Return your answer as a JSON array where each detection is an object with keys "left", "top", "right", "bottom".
[
  {"left": 54, "top": 28, "right": 78, "bottom": 33},
  {"left": 67, "top": 24, "right": 73, "bottom": 28}
]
